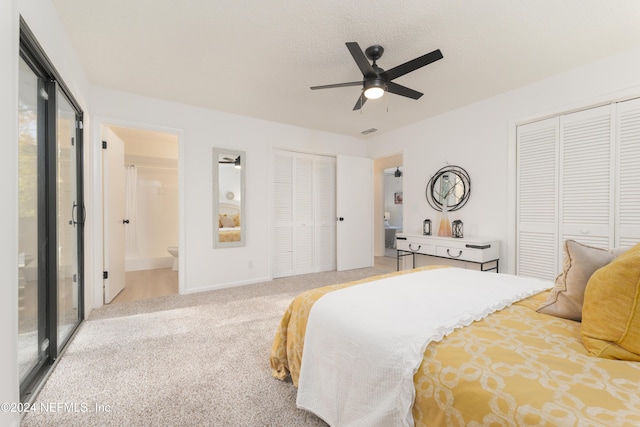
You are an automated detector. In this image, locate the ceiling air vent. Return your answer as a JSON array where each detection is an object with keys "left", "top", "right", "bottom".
[{"left": 361, "top": 128, "right": 378, "bottom": 135}]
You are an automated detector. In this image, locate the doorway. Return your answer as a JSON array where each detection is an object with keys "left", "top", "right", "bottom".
[
  {"left": 102, "top": 125, "right": 179, "bottom": 304},
  {"left": 383, "top": 166, "right": 404, "bottom": 257},
  {"left": 373, "top": 154, "right": 403, "bottom": 262}
]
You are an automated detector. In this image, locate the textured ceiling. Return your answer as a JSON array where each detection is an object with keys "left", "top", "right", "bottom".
[{"left": 51, "top": 0, "right": 640, "bottom": 138}]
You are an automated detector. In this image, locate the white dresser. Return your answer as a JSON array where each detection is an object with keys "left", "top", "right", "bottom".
[{"left": 395, "top": 234, "right": 500, "bottom": 272}]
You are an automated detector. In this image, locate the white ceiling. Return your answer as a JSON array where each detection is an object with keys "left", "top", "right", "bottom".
[{"left": 51, "top": 0, "right": 640, "bottom": 138}]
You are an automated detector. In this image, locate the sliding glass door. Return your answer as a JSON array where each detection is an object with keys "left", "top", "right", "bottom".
[
  {"left": 56, "top": 88, "right": 82, "bottom": 350},
  {"left": 18, "top": 21, "right": 84, "bottom": 401},
  {"left": 17, "top": 56, "right": 43, "bottom": 386}
]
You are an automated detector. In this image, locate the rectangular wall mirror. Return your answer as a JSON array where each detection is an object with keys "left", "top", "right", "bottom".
[{"left": 213, "top": 148, "right": 245, "bottom": 248}]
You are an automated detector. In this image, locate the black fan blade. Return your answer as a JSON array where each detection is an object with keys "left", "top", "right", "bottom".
[
  {"left": 387, "top": 82, "right": 423, "bottom": 100},
  {"left": 346, "top": 42, "right": 376, "bottom": 78},
  {"left": 310, "top": 81, "right": 362, "bottom": 90},
  {"left": 381, "top": 49, "right": 443, "bottom": 81},
  {"left": 353, "top": 94, "right": 367, "bottom": 111}
]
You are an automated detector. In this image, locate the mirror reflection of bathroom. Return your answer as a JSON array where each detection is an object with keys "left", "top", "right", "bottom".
[
  {"left": 102, "top": 125, "right": 179, "bottom": 304},
  {"left": 383, "top": 166, "right": 404, "bottom": 258}
]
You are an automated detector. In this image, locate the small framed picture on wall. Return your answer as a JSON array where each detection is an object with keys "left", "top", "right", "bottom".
[{"left": 394, "top": 192, "right": 403, "bottom": 204}]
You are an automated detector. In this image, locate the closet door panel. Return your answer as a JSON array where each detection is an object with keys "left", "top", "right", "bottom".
[
  {"left": 273, "top": 150, "right": 339, "bottom": 277},
  {"left": 516, "top": 117, "right": 559, "bottom": 280},
  {"left": 559, "top": 104, "right": 613, "bottom": 251},
  {"left": 314, "top": 156, "right": 336, "bottom": 272},
  {"left": 273, "top": 151, "right": 294, "bottom": 278},
  {"left": 294, "top": 155, "right": 315, "bottom": 274},
  {"left": 617, "top": 98, "right": 640, "bottom": 248}
]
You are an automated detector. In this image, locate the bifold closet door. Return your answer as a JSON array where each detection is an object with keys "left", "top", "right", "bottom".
[
  {"left": 273, "top": 152, "right": 294, "bottom": 278},
  {"left": 559, "top": 104, "right": 614, "bottom": 251},
  {"left": 616, "top": 97, "right": 640, "bottom": 247},
  {"left": 517, "top": 99, "right": 640, "bottom": 281},
  {"left": 314, "top": 156, "right": 336, "bottom": 272},
  {"left": 294, "top": 155, "right": 315, "bottom": 275},
  {"left": 516, "top": 116, "right": 559, "bottom": 280},
  {"left": 272, "top": 150, "right": 336, "bottom": 278}
]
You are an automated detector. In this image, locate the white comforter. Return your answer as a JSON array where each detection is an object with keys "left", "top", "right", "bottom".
[{"left": 296, "top": 268, "right": 552, "bottom": 427}]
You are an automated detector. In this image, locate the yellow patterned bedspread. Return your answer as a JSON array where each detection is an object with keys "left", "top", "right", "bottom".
[
  {"left": 218, "top": 229, "right": 241, "bottom": 242},
  {"left": 270, "top": 267, "right": 640, "bottom": 427}
]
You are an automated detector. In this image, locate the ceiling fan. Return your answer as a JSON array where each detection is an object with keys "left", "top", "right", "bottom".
[
  {"left": 219, "top": 156, "right": 241, "bottom": 168},
  {"left": 310, "top": 42, "right": 443, "bottom": 110}
]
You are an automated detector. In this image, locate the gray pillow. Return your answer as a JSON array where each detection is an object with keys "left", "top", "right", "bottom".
[{"left": 537, "top": 240, "right": 616, "bottom": 321}]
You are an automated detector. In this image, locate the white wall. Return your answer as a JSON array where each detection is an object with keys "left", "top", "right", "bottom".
[
  {"left": 369, "top": 46, "right": 640, "bottom": 274},
  {"left": 91, "top": 87, "right": 369, "bottom": 299}
]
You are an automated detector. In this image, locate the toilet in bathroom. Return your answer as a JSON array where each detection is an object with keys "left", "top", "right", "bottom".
[{"left": 167, "top": 246, "right": 178, "bottom": 271}]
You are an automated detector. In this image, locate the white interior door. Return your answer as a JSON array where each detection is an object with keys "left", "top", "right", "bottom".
[
  {"left": 103, "top": 127, "right": 126, "bottom": 303},
  {"left": 337, "top": 154, "right": 373, "bottom": 271}
]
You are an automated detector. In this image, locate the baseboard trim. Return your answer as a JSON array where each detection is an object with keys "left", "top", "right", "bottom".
[{"left": 125, "top": 257, "right": 173, "bottom": 272}]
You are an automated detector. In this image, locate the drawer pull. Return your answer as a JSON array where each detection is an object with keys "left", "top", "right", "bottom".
[
  {"left": 466, "top": 244, "right": 490, "bottom": 250},
  {"left": 409, "top": 243, "right": 421, "bottom": 252},
  {"left": 447, "top": 249, "right": 463, "bottom": 258}
]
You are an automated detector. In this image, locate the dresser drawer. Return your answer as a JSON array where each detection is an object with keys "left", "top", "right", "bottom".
[
  {"left": 435, "top": 245, "right": 482, "bottom": 262},
  {"left": 434, "top": 243, "right": 499, "bottom": 263},
  {"left": 396, "top": 239, "right": 432, "bottom": 255}
]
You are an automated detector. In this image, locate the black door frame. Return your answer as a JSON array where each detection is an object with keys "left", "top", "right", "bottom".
[{"left": 18, "top": 17, "right": 85, "bottom": 402}]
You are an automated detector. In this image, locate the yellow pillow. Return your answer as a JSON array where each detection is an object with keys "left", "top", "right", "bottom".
[{"left": 581, "top": 243, "right": 640, "bottom": 360}]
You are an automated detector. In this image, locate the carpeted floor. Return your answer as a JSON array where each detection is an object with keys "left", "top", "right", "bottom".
[{"left": 21, "top": 266, "right": 391, "bottom": 427}]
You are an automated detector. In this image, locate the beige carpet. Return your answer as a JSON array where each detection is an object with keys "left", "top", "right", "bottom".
[{"left": 21, "top": 266, "right": 391, "bottom": 427}]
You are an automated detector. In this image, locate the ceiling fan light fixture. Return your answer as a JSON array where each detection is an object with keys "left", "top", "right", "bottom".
[{"left": 363, "top": 79, "right": 386, "bottom": 100}]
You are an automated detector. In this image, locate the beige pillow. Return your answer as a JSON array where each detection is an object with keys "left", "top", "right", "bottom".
[
  {"left": 581, "top": 243, "right": 640, "bottom": 360},
  {"left": 220, "top": 215, "right": 235, "bottom": 228},
  {"left": 537, "top": 240, "right": 615, "bottom": 321}
]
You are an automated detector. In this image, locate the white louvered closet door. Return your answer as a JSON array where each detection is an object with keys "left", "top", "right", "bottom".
[
  {"left": 294, "top": 155, "right": 315, "bottom": 275},
  {"left": 559, "top": 104, "right": 614, "bottom": 253},
  {"left": 516, "top": 117, "right": 559, "bottom": 280},
  {"left": 616, "top": 98, "right": 640, "bottom": 247},
  {"left": 273, "top": 151, "right": 294, "bottom": 278},
  {"left": 314, "top": 156, "right": 336, "bottom": 272},
  {"left": 273, "top": 150, "right": 337, "bottom": 278}
]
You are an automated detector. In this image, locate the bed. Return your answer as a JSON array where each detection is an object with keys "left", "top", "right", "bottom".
[
  {"left": 270, "top": 242, "right": 640, "bottom": 427},
  {"left": 217, "top": 203, "right": 241, "bottom": 242}
]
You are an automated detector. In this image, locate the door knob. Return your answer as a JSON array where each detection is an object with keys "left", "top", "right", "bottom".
[
  {"left": 123, "top": 219, "right": 130, "bottom": 224},
  {"left": 338, "top": 217, "right": 344, "bottom": 221}
]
